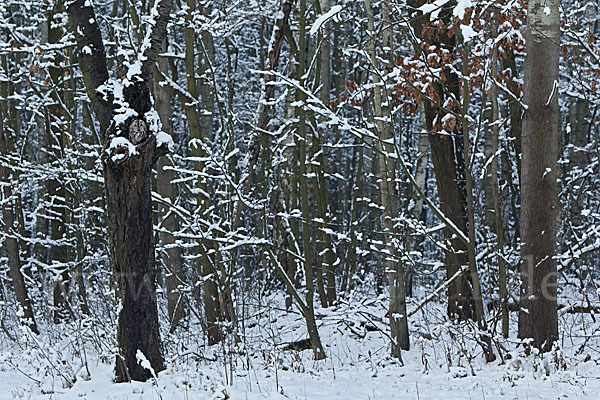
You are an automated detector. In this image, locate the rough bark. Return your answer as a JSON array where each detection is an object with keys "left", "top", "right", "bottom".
[{"left": 69, "top": 0, "right": 171, "bottom": 381}]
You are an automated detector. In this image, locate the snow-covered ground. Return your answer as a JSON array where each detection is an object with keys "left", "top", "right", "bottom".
[{"left": 1, "top": 293, "right": 599, "bottom": 399}]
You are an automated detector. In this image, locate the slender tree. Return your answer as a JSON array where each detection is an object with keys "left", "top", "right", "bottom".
[
  {"left": 154, "top": 37, "right": 185, "bottom": 332},
  {"left": 366, "top": 0, "right": 409, "bottom": 357},
  {"left": 0, "top": 109, "right": 38, "bottom": 334},
  {"left": 407, "top": 0, "right": 475, "bottom": 321}
]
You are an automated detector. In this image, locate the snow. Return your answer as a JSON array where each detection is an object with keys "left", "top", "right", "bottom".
[
  {"left": 112, "top": 80, "right": 138, "bottom": 126},
  {"left": 106, "top": 136, "right": 138, "bottom": 162},
  {"left": 136, "top": 350, "right": 157, "bottom": 380},
  {"left": 2, "top": 293, "right": 600, "bottom": 399},
  {"left": 124, "top": 60, "right": 143, "bottom": 84},
  {"left": 453, "top": 0, "right": 472, "bottom": 19},
  {"left": 418, "top": 0, "right": 451, "bottom": 20},
  {"left": 309, "top": 5, "right": 343, "bottom": 36},
  {"left": 156, "top": 130, "right": 174, "bottom": 151},
  {"left": 460, "top": 24, "right": 477, "bottom": 43}
]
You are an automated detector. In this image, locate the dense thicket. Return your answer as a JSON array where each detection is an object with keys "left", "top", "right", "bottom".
[{"left": 0, "top": 0, "right": 599, "bottom": 381}]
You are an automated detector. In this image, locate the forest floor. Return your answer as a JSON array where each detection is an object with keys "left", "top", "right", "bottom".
[{"left": 1, "top": 291, "right": 599, "bottom": 399}]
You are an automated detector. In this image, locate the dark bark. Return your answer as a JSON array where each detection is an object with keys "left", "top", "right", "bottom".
[
  {"left": 407, "top": 0, "right": 475, "bottom": 321},
  {"left": 426, "top": 107, "right": 474, "bottom": 321},
  {"left": 69, "top": 0, "right": 172, "bottom": 381},
  {"left": 68, "top": 0, "right": 112, "bottom": 134},
  {"left": 107, "top": 138, "right": 165, "bottom": 381}
]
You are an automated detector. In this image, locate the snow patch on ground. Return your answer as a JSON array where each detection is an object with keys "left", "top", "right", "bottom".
[{"left": 1, "top": 293, "right": 599, "bottom": 399}]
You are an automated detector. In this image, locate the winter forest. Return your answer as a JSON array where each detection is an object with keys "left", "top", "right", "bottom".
[{"left": 0, "top": 0, "right": 599, "bottom": 398}]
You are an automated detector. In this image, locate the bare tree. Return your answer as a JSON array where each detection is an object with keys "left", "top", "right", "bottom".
[
  {"left": 68, "top": 0, "right": 172, "bottom": 381},
  {"left": 518, "top": 0, "right": 560, "bottom": 351},
  {"left": 0, "top": 109, "right": 38, "bottom": 334},
  {"left": 365, "top": 0, "right": 409, "bottom": 357}
]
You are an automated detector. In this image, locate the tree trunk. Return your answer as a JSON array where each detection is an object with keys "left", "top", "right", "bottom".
[
  {"left": 460, "top": 29, "right": 495, "bottom": 362},
  {"left": 518, "top": 0, "right": 560, "bottom": 351},
  {"left": 405, "top": 108, "right": 429, "bottom": 297},
  {"left": 567, "top": 1, "right": 594, "bottom": 230},
  {"left": 48, "top": 0, "right": 73, "bottom": 323},
  {"left": 366, "top": 0, "right": 409, "bottom": 357},
  {"left": 199, "top": 27, "right": 224, "bottom": 346},
  {"left": 407, "top": 0, "right": 475, "bottom": 322},
  {"left": 488, "top": 9, "right": 508, "bottom": 338},
  {"left": 297, "top": 0, "right": 326, "bottom": 360},
  {"left": 69, "top": 0, "right": 171, "bottom": 381},
  {"left": 321, "top": 0, "right": 338, "bottom": 306}
]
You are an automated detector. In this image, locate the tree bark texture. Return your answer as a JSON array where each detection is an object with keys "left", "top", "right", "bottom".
[
  {"left": 518, "top": 0, "right": 560, "bottom": 351},
  {"left": 69, "top": 0, "right": 172, "bottom": 381}
]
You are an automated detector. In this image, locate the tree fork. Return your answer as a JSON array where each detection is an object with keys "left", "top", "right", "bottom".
[{"left": 69, "top": 0, "right": 172, "bottom": 381}]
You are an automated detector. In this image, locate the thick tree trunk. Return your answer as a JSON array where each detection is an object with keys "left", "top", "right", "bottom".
[
  {"left": 108, "top": 142, "right": 165, "bottom": 381},
  {"left": 69, "top": 0, "right": 171, "bottom": 381},
  {"left": 427, "top": 110, "right": 474, "bottom": 321},
  {"left": 518, "top": 0, "right": 560, "bottom": 351}
]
